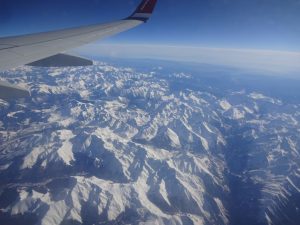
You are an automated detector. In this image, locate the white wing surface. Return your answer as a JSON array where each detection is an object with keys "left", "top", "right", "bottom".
[
  {"left": 0, "top": 0, "right": 157, "bottom": 71},
  {"left": 0, "top": 20, "right": 142, "bottom": 71}
]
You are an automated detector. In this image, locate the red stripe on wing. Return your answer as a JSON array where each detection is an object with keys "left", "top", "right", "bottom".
[{"left": 135, "top": 0, "right": 157, "bottom": 14}]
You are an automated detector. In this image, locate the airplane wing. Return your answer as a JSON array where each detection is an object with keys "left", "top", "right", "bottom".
[{"left": 0, "top": 0, "right": 157, "bottom": 99}]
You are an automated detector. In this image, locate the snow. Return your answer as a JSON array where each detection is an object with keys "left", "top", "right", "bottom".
[
  {"left": 7, "top": 110, "right": 24, "bottom": 118},
  {"left": 38, "top": 84, "right": 70, "bottom": 95},
  {"left": 167, "top": 128, "right": 181, "bottom": 147},
  {"left": 249, "top": 92, "right": 269, "bottom": 100},
  {"left": 287, "top": 138, "right": 298, "bottom": 156},
  {"left": 287, "top": 177, "right": 300, "bottom": 192},
  {"left": 134, "top": 109, "right": 150, "bottom": 127},
  {"left": 49, "top": 69, "right": 62, "bottom": 77},
  {"left": 11, "top": 196, "right": 30, "bottom": 215},
  {"left": 2, "top": 62, "right": 300, "bottom": 225},
  {"left": 106, "top": 193, "right": 126, "bottom": 221},
  {"left": 214, "top": 198, "right": 229, "bottom": 224},
  {"left": 57, "top": 130, "right": 75, "bottom": 166},
  {"left": 219, "top": 100, "right": 232, "bottom": 111},
  {"left": 232, "top": 108, "right": 245, "bottom": 119},
  {"left": 41, "top": 201, "right": 68, "bottom": 225},
  {"left": 47, "top": 109, "right": 74, "bottom": 127},
  {"left": 203, "top": 122, "right": 214, "bottom": 133},
  {"left": 59, "top": 118, "right": 75, "bottom": 127},
  {"left": 0, "top": 99, "right": 9, "bottom": 107},
  {"left": 21, "top": 147, "right": 42, "bottom": 169},
  {"left": 244, "top": 106, "right": 254, "bottom": 114},
  {"left": 143, "top": 145, "right": 174, "bottom": 161},
  {"left": 193, "top": 157, "right": 217, "bottom": 181},
  {"left": 0, "top": 163, "right": 11, "bottom": 171},
  {"left": 200, "top": 136, "right": 209, "bottom": 151},
  {"left": 133, "top": 174, "right": 166, "bottom": 217},
  {"left": 67, "top": 208, "right": 82, "bottom": 223},
  {"left": 105, "top": 100, "right": 126, "bottom": 111},
  {"left": 217, "top": 135, "right": 226, "bottom": 146},
  {"left": 79, "top": 90, "right": 90, "bottom": 99},
  {"left": 19, "top": 190, "right": 29, "bottom": 201},
  {"left": 265, "top": 212, "right": 273, "bottom": 225},
  {"left": 159, "top": 179, "right": 171, "bottom": 206},
  {"left": 141, "top": 124, "right": 159, "bottom": 141},
  {"left": 249, "top": 92, "right": 281, "bottom": 104}
]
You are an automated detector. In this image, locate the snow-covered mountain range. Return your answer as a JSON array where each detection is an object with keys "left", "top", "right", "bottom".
[{"left": 0, "top": 61, "right": 299, "bottom": 225}]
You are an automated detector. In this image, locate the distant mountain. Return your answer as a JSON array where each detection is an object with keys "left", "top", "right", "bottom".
[{"left": 0, "top": 61, "right": 299, "bottom": 225}]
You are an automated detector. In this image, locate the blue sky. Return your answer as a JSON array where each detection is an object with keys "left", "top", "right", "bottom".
[
  {"left": 1, "top": 0, "right": 299, "bottom": 51},
  {"left": 1, "top": 0, "right": 299, "bottom": 75}
]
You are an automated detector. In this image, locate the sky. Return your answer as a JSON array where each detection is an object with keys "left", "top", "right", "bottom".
[{"left": 1, "top": 0, "right": 300, "bottom": 74}]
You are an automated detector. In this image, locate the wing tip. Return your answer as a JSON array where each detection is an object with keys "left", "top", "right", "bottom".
[{"left": 126, "top": 0, "right": 158, "bottom": 22}]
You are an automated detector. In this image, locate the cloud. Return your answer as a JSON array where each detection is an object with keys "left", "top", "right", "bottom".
[{"left": 75, "top": 44, "right": 300, "bottom": 76}]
